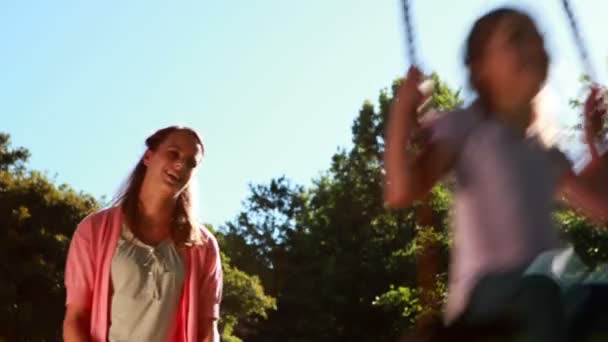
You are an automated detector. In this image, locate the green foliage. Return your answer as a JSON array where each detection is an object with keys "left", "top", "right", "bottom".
[
  {"left": 372, "top": 285, "right": 420, "bottom": 328},
  {"left": 0, "top": 135, "right": 99, "bottom": 341},
  {"left": 429, "top": 73, "right": 464, "bottom": 111},
  {"left": 0, "top": 133, "right": 30, "bottom": 174},
  {"left": 555, "top": 210, "right": 608, "bottom": 268},
  {"left": 219, "top": 251, "right": 277, "bottom": 342}
]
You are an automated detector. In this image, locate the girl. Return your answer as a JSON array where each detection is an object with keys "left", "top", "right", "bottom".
[
  {"left": 385, "top": 7, "right": 608, "bottom": 340},
  {"left": 63, "top": 126, "right": 222, "bottom": 342}
]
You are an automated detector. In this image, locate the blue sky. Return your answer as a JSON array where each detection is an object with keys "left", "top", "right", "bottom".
[{"left": 1, "top": 0, "right": 606, "bottom": 227}]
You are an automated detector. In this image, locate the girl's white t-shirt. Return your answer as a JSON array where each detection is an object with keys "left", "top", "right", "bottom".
[{"left": 430, "top": 104, "right": 569, "bottom": 322}]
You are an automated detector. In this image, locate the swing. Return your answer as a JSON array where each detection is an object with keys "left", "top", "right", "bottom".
[{"left": 398, "top": 0, "right": 608, "bottom": 340}]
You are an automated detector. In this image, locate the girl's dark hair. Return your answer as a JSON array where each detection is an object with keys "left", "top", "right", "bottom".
[
  {"left": 464, "top": 7, "right": 537, "bottom": 99},
  {"left": 114, "top": 126, "right": 205, "bottom": 247}
]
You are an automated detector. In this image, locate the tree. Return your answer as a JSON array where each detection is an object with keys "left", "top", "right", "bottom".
[
  {"left": 0, "top": 134, "right": 99, "bottom": 341},
  {"left": 220, "top": 75, "right": 461, "bottom": 341},
  {"left": 217, "top": 250, "right": 277, "bottom": 342},
  {"left": 0, "top": 133, "right": 30, "bottom": 174}
]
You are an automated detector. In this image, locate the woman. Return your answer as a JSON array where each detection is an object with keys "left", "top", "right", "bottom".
[{"left": 63, "top": 126, "right": 221, "bottom": 342}]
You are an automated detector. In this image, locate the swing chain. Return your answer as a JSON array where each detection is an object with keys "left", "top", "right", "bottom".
[
  {"left": 561, "top": 0, "right": 597, "bottom": 82},
  {"left": 404, "top": 1, "right": 596, "bottom": 81},
  {"left": 401, "top": 0, "right": 418, "bottom": 66}
]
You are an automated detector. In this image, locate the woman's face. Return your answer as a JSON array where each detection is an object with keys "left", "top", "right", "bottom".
[
  {"left": 476, "top": 15, "right": 549, "bottom": 114},
  {"left": 143, "top": 130, "right": 203, "bottom": 196}
]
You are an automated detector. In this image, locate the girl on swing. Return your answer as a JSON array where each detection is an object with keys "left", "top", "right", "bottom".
[{"left": 385, "top": 7, "right": 608, "bottom": 341}]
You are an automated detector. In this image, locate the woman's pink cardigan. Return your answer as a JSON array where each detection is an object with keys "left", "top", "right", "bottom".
[{"left": 64, "top": 206, "right": 222, "bottom": 341}]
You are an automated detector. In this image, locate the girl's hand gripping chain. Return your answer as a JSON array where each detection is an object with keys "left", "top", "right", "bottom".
[{"left": 584, "top": 86, "right": 607, "bottom": 161}]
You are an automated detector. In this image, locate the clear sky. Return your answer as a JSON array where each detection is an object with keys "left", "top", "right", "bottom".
[{"left": 1, "top": 0, "right": 606, "bottom": 227}]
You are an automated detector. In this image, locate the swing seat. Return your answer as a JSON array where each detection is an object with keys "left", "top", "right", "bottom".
[{"left": 402, "top": 274, "right": 560, "bottom": 341}]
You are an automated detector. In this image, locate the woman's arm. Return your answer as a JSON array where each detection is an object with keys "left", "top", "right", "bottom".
[
  {"left": 198, "top": 234, "right": 223, "bottom": 341},
  {"left": 384, "top": 66, "right": 454, "bottom": 208},
  {"left": 199, "top": 319, "right": 219, "bottom": 342},
  {"left": 63, "top": 218, "right": 95, "bottom": 342},
  {"left": 63, "top": 304, "right": 91, "bottom": 342}
]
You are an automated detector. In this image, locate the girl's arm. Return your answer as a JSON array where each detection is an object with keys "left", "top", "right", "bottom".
[
  {"left": 558, "top": 87, "right": 608, "bottom": 223},
  {"left": 384, "top": 66, "right": 454, "bottom": 208},
  {"left": 559, "top": 160, "right": 608, "bottom": 224}
]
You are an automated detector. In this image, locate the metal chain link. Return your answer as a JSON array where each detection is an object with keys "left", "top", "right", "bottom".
[
  {"left": 401, "top": 0, "right": 417, "bottom": 66},
  {"left": 561, "top": 0, "right": 597, "bottom": 82}
]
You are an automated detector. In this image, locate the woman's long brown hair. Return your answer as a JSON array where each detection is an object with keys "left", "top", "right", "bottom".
[{"left": 113, "top": 126, "right": 205, "bottom": 247}]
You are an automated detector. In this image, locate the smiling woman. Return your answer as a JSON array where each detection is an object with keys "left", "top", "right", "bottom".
[{"left": 63, "top": 126, "right": 222, "bottom": 342}]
